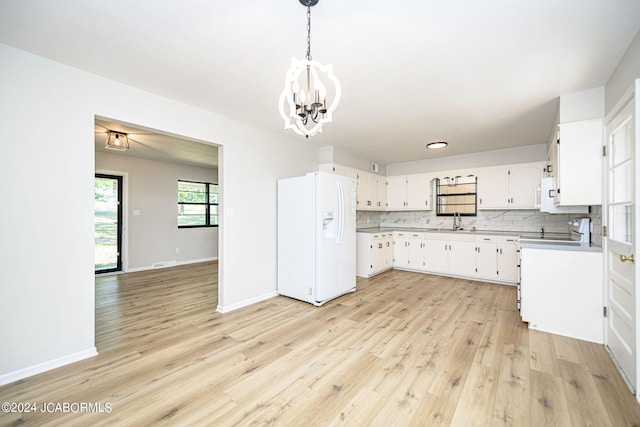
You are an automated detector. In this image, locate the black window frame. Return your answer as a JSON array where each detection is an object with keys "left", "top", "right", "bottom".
[
  {"left": 178, "top": 180, "right": 219, "bottom": 228},
  {"left": 435, "top": 176, "right": 478, "bottom": 217}
]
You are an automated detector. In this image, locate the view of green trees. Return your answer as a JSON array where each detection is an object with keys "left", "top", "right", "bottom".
[
  {"left": 95, "top": 177, "right": 118, "bottom": 270},
  {"left": 178, "top": 181, "right": 218, "bottom": 227}
]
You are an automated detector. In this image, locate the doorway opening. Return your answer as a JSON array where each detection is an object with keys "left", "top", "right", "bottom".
[
  {"left": 95, "top": 174, "right": 123, "bottom": 273},
  {"left": 93, "top": 115, "right": 220, "bottom": 351}
]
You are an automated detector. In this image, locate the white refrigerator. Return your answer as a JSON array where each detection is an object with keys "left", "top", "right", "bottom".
[{"left": 277, "top": 172, "right": 357, "bottom": 306}]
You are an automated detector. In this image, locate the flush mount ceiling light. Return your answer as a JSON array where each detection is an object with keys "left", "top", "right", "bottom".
[
  {"left": 279, "top": 0, "right": 341, "bottom": 138},
  {"left": 426, "top": 141, "right": 448, "bottom": 149},
  {"left": 105, "top": 131, "right": 130, "bottom": 151}
]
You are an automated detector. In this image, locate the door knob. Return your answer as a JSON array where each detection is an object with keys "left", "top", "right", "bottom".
[{"left": 620, "top": 254, "right": 635, "bottom": 263}]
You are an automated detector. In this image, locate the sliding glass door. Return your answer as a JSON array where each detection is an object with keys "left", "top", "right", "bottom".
[{"left": 95, "top": 174, "right": 123, "bottom": 273}]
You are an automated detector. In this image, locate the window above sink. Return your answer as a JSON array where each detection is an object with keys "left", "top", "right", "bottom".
[{"left": 436, "top": 175, "right": 477, "bottom": 217}]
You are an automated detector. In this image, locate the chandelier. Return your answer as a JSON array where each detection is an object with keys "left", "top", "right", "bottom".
[{"left": 279, "top": 0, "right": 341, "bottom": 138}]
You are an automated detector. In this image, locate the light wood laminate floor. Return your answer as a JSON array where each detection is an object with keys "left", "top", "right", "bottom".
[{"left": 1, "top": 261, "right": 639, "bottom": 426}]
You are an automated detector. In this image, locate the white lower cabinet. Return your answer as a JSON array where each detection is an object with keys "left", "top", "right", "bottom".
[
  {"left": 356, "top": 232, "right": 393, "bottom": 278},
  {"left": 358, "top": 230, "right": 519, "bottom": 285},
  {"left": 496, "top": 238, "right": 519, "bottom": 283},
  {"left": 393, "top": 232, "right": 426, "bottom": 271},
  {"left": 520, "top": 247, "right": 603, "bottom": 343},
  {"left": 423, "top": 234, "right": 477, "bottom": 277},
  {"left": 475, "top": 236, "right": 498, "bottom": 280}
]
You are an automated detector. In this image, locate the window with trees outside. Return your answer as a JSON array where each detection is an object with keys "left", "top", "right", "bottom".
[{"left": 178, "top": 180, "right": 218, "bottom": 228}]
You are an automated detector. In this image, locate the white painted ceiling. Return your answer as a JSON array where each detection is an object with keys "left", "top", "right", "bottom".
[
  {"left": 94, "top": 118, "right": 218, "bottom": 169},
  {"left": 2, "top": 0, "right": 640, "bottom": 165}
]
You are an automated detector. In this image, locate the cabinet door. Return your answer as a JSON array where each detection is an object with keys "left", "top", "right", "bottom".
[
  {"left": 356, "top": 170, "right": 369, "bottom": 210},
  {"left": 382, "top": 237, "right": 393, "bottom": 270},
  {"left": 449, "top": 240, "right": 477, "bottom": 277},
  {"left": 386, "top": 175, "right": 407, "bottom": 210},
  {"left": 355, "top": 233, "right": 373, "bottom": 277},
  {"left": 408, "top": 235, "right": 427, "bottom": 270},
  {"left": 425, "top": 240, "right": 448, "bottom": 273},
  {"left": 377, "top": 177, "right": 387, "bottom": 210},
  {"left": 367, "top": 173, "right": 381, "bottom": 209},
  {"left": 370, "top": 174, "right": 386, "bottom": 210},
  {"left": 497, "top": 243, "right": 519, "bottom": 283},
  {"left": 370, "top": 238, "right": 383, "bottom": 274},
  {"left": 406, "top": 173, "right": 432, "bottom": 210},
  {"left": 545, "top": 134, "right": 557, "bottom": 179},
  {"left": 556, "top": 119, "right": 603, "bottom": 206},
  {"left": 509, "top": 163, "right": 542, "bottom": 208},
  {"left": 475, "top": 240, "right": 497, "bottom": 280},
  {"left": 393, "top": 234, "right": 410, "bottom": 268},
  {"left": 477, "top": 165, "right": 509, "bottom": 209}
]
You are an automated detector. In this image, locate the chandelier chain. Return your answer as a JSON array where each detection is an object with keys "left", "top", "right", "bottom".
[{"left": 306, "top": 4, "right": 312, "bottom": 61}]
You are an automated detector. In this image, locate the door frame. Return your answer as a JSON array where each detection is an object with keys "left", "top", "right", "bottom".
[
  {"left": 603, "top": 79, "right": 640, "bottom": 400},
  {"left": 95, "top": 170, "right": 129, "bottom": 273}
]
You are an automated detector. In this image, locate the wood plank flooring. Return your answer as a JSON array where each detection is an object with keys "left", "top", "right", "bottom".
[{"left": 1, "top": 262, "right": 640, "bottom": 426}]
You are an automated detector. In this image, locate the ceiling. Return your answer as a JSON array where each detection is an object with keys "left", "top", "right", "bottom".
[
  {"left": 2, "top": 0, "right": 640, "bottom": 165},
  {"left": 95, "top": 118, "right": 218, "bottom": 169}
]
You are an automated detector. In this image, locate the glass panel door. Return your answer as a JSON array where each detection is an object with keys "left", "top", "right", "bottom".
[
  {"left": 606, "top": 96, "right": 636, "bottom": 392},
  {"left": 95, "top": 174, "right": 123, "bottom": 273}
]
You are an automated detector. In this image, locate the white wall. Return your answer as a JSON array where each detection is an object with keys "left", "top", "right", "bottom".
[
  {"left": 96, "top": 152, "right": 219, "bottom": 270},
  {"left": 319, "top": 145, "right": 388, "bottom": 175},
  {"left": 0, "top": 43, "right": 317, "bottom": 384},
  {"left": 605, "top": 30, "right": 640, "bottom": 114},
  {"left": 386, "top": 144, "right": 546, "bottom": 176}
]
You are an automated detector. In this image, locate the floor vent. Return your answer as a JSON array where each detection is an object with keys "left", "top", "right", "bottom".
[{"left": 153, "top": 261, "right": 177, "bottom": 269}]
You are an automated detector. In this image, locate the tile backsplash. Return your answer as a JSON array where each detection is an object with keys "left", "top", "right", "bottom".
[{"left": 358, "top": 205, "right": 602, "bottom": 243}]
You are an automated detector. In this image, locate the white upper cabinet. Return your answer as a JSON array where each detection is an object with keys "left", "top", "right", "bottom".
[
  {"left": 406, "top": 173, "right": 432, "bottom": 210},
  {"left": 477, "top": 165, "right": 509, "bottom": 209},
  {"left": 320, "top": 163, "right": 386, "bottom": 211},
  {"left": 509, "top": 162, "right": 542, "bottom": 208},
  {"left": 386, "top": 175, "right": 406, "bottom": 210},
  {"left": 356, "top": 170, "right": 371, "bottom": 210},
  {"left": 551, "top": 87, "right": 604, "bottom": 206},
  {"left": 386, "top": 173, "right": 432, "bottom": 211},
  {"left": 355, "top": 170, "right": 387, "bottom": 211},
  {"left": 477, "top": 162, "right": 542, "bottom": 210},
  {"left": 374, "top": 174, "right": 387, "bottom": 210},
  {"left": 554, "top": 119, "right": 603, "bottom": 206}
]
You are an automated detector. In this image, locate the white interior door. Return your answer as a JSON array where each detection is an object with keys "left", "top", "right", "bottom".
[{"left": 606, "top": 93, "right": 637, "bottom": 394}]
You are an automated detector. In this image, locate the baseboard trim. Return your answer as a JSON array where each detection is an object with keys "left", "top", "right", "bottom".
[
  {"left": 217, "top": 291, "right": 278, "bottom": 313},
  {"left": 126, "top": 257, "right": 218, "bottom": 273},
  {"left": 0, "top": 347, "right": 98, "bottom": 387},
  {"left": 177, "top": 257, "right": 218, "bottom": 266}
]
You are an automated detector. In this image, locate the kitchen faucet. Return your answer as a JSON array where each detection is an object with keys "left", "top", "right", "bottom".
[{"left": 452, "top": 212, "right": 461, "bottom": 230}]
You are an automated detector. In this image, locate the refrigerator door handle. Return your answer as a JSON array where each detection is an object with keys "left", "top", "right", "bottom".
[{"left": 336, "top": 181, "right": 344, "bottom": 244}]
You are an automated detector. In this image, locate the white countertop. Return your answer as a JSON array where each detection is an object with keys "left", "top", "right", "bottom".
[
  {"left": 356, "top": 227, "right": 602, "bottom": 252},
  {"left": 518, "top": 239, "right": 602, "bottom": 252}
]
